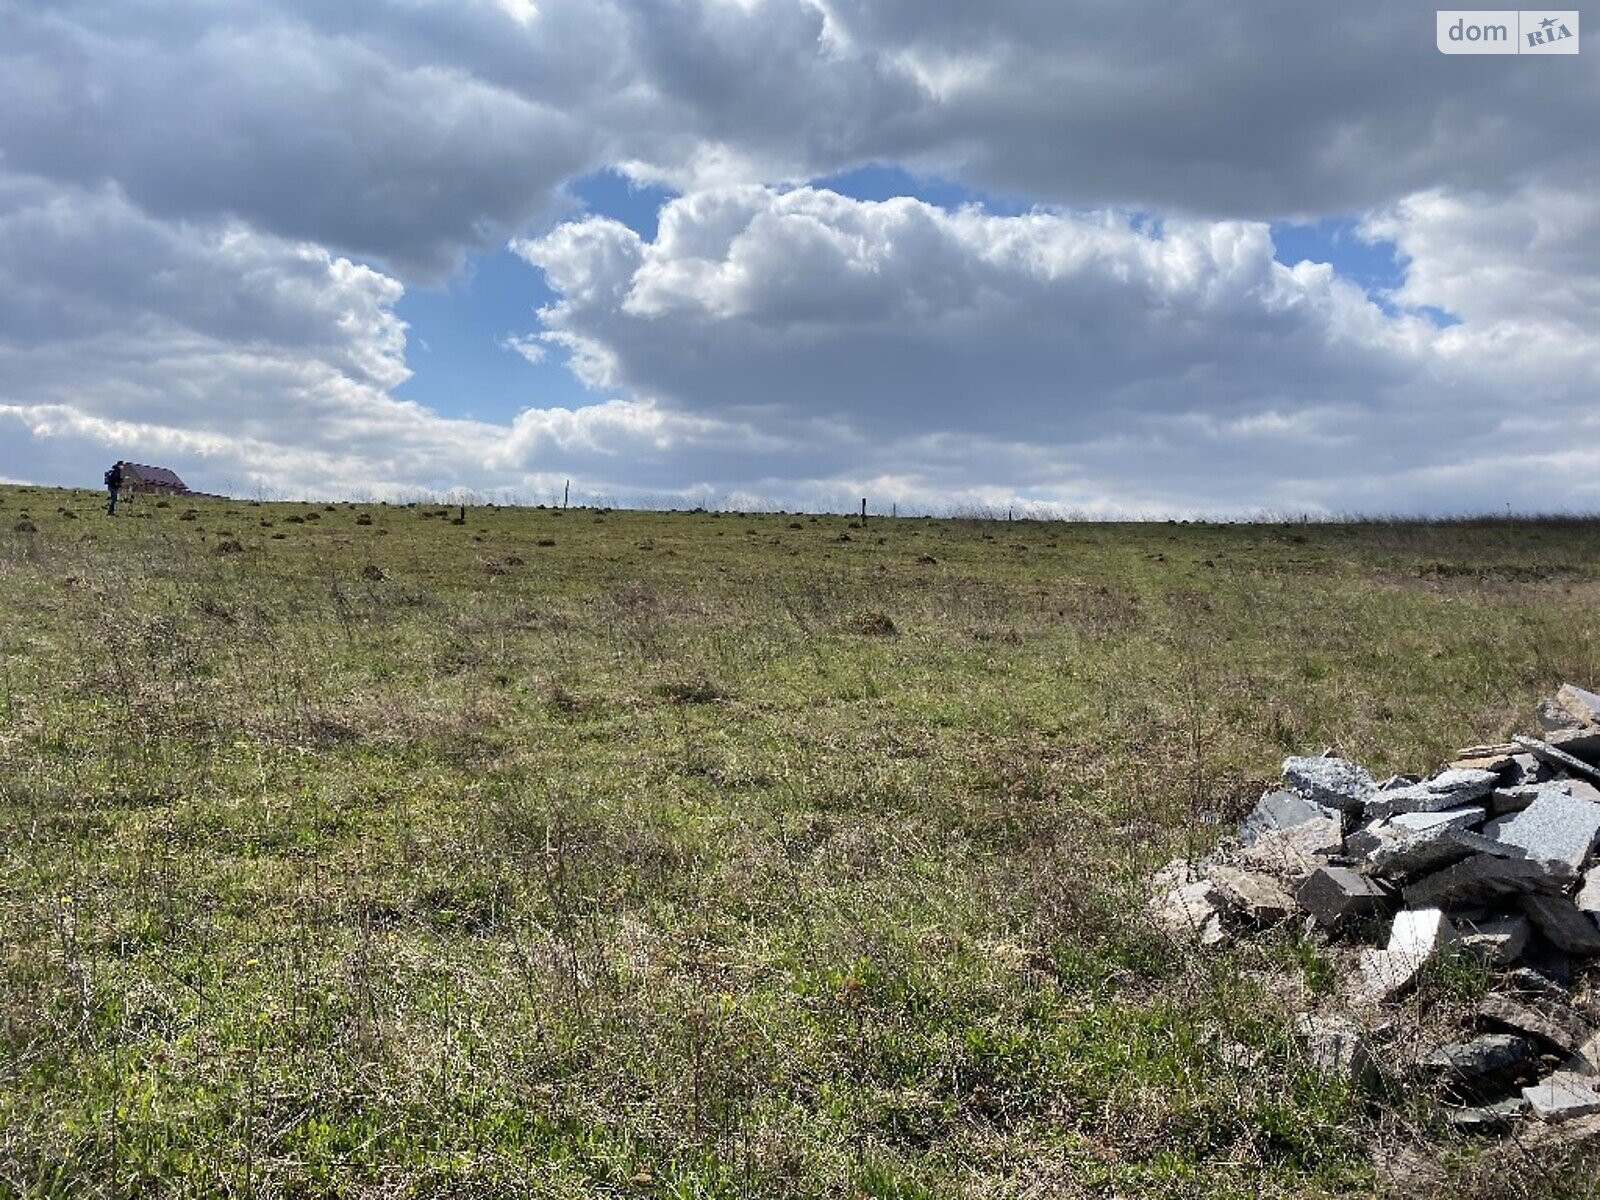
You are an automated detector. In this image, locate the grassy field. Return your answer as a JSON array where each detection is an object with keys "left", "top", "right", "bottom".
[{"left": 3, "top": 484, "right": 1600, "bottom": 1198}]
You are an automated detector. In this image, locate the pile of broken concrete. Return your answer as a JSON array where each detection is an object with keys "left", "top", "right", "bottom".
[{"left": 1151, "top": 683, "right": 1600, "bottom": 1131}]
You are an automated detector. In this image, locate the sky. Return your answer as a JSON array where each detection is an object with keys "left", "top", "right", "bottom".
[{"left": 0, "top": 1, "right": 1596, "bottom": 515}]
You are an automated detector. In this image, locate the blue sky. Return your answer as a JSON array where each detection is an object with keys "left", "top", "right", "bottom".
[{"left": 394, "top": 170, "right": 677, "bottom": 422}]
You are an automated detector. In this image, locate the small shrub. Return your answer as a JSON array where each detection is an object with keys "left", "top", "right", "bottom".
[
  {"left": 846, "top": 611, "right": 898, "bottom": 636},
  {"left": 546, "top": 683, "right": 587, "bottom": 713},
  {"left": 654, "top": 677, "right": 729, "bottom": 704}
]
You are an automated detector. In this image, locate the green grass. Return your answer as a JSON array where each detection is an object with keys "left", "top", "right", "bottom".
[{"left": 3, "top": 486, "right": 1600, "bottom": 1197}]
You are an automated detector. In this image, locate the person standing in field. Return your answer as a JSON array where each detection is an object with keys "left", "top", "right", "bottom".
[{"left": 104, "top": 461, "right": 123, "bottom": 515}]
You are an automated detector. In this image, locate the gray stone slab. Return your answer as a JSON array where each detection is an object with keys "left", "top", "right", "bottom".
[
  {"left": 1520, "top": 893, "right": 1600, "bottom": 956},
  {"left": 1444, "top": 1096, "right": 1528, "bottom": 1133},
  {"left": 1571, "top": 780, "right": 1600, "bottom": 804},
  {"left": 1367, "top": 826, "right": 1521, "bottom": 882},
  {"left": 1481, "top": 993, "right": 1592, "bottom": 1055},
  {"left": 1392, "top": 806, "right": 1487, "bottom": 833},
  {"left": 1492, "top": 781, "right": 1567, "bottom": 815},
  {"left": 1514, "top": 736, "right": 1600, "bottom": 785},
  {"left": 1506, "top": 753, "right": 1552, "bottom": 787},
  {"left": 1568, "top": 1028, "right": 1600, "bottom": 1074},
  {"left": 1344, "top": 819, "right": 1391, "bottom": 859},
  {"left": 1296, "top": 866, "right": 1391, "bottom": 930},
  {"left": 1540, "top": 697, "right": 1590, "bottom": 734},
  {"left": 1482, "top": 813, "right": 1515, "bottom": 840},
  {"left": 1240, "top": 789, "right": 1341, "bottom": 847},
  {"left": 1282, "top": 755, "right": 1376, "bottom": 811},
  {"left": 1524, "top": 1071, "right": 1600, "bottom": 1122},
  {"left": 1489, "top": 789, "right": 1600, "bottom": 871},
  {"left": 1364, "top": 768, "right": 1501, "bottom": 819},
  {"left": 1508, "top": 967, "right": 1571, "bottom": 999},
  {"left": 1403, "top": 853, "right": 1571, "bottom": 908},
  {"left": 1418, "top": 1033, "right": 1536, "bottom": 1095}
]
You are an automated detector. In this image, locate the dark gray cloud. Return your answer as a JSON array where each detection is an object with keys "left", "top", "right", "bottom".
[
  {"left": 0, "top": 1, "right": 595, "bottom": 278},
  {"left": 5, "top": 0, "right": 1595, "bottom": 277}
]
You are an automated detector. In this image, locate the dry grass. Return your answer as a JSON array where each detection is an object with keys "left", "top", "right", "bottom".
[{"left": 2, "top": 487, "right": 1600, "bottom": 1197}]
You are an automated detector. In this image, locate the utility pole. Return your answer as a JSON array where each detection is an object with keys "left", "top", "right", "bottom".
[{"left": 563, "top": 480, "right": 570, "bottom": 509}]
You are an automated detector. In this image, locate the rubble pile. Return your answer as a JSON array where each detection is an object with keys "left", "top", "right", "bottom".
[{"left": 1151, "top": 683, "right": 1600, "bottom": 1132}]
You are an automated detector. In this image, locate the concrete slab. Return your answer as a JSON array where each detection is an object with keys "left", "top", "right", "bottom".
[
  {"left": 1206, "top": 865, "right": 1296, "bottom": 924},
  {"left": 1458, "top": 912, "right": 1531, "bottom": 967},
  {"left": 1297, "top": 1014, "right": 1376, "bottom": 1084},
  {"left": 1233, "top": 827, "right": 1327, "bottom": 883},
  {"left": 1575, "top": 866, "right": 1600, "bottom": 914},
  {"left": 1356, "top": 908, "right": 1455, "bottom": 1002},
  {"left": 1150, "top": 880, "right": 1229, "bottom": 946},
  {"left": 1524, "top": 1071, "right": 1600, "bottom": 1122}
]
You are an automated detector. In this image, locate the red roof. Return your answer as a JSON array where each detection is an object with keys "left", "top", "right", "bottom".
[{"left": 120, "top": 462, "right": 189, "bottom": 490}]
